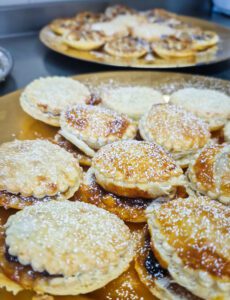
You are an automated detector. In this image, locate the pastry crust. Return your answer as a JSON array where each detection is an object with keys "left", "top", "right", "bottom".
[
  {"left": 146, "top": 197, "right": 230, "bottom": 300},
  {"left": 139, "top": 104, "right": 211, "bottom": 167},
  {"left": 104, "top": 5, "right": 137, "bottom": 19},
  {"left": 54, "top": 133, "right": 92, "bottom": 167},
  {"left": 152, "top": 36, "right": 195, "bottom": 58},
  {"left": 132, "top": 23, "right": 175, "bottom": 41},
  {"left": 92, "top": 140, "right": 185, "bottom": 199},
  {"left": 60, "top": 104, "right": 137, "bottom": 157},
  {"left": 0, "top": 139, "right": 81, "bottom": 202},
  {"left": 74, "top": 168, "right": 153, "bottom": 223},
  {"left": 1, "top": 201, "right": 134, "bottom": 295},
  {"left": 20, "top": 77, "right": 90, "bottom": 127},
  {"left": 170, "top": 88, "right": 230, "bottom": 131},
  {"left": 224, "top": 122, "right": 230, "bottom": 142},
  {"left": 187, "top": 144, "right": 230, "bottom": 204},
  {"left": 135, "top": 227, "right": 201, "bottom": 300},
  {"left": 49, "top": 18, "right": 80, "bottom": 35},
  {"left": 104, "top": 37, "right": 147, "bottom": 58},
  {"left": 63, "top": 30, "right": 106, "bottom": 50},
  {"left": 101, "top": 86, "right": 164, "bottom": 120}
]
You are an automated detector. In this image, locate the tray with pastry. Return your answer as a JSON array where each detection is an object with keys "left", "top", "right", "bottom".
[
  {"left": 0, "top": 71, "right": 229, "bottom": 300},
  {"left": 40, "top": 4, "right": 230, "bottom": 68}
]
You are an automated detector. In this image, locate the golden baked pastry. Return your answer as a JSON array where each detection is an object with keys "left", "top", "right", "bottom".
[
  {"left": 92, "top": 140, "right": 185, "bottom": 199},
  {"left": 132, "top": 23, "right": 175, "bottom": 42},
  {"left": 104, "top": 37, "right": 147, "bottom": 58},
  {"left": 139, "top": 103, "right": 211, "bottom": 167},
  {"left": 20, "top": 77, "right": 91, "bottom": 127},
  {"left": 74, "top": 11, "right": 105, "bottom": 24},
  {"left": 54, "top": 133, "right": 92, "bottom": 167},
  {"left": 146, "top": 197, "right": 230, "bottom": 299},
  {"left": 104, "top": 4, "right": 137, "bottom": 19},
  {"left": 135, "top": 227, "right": 201, "bottom": 300},
  {"left": 224, "top": 122, "right": 230, "bottom": 142},
  {"left": 60, "top": 104, "right": 137, "bottom": 157},
  {"left": 74, "top": 168, "right": 153, "bottom": 223},
  {"left": 63, "top": 29, "right": 106, "bottom": 50},
  {"left": 152, "top": 36, "right": 195, "bottom": 58},
  {"left": 170, "top": 88, "right": 230, "bottom": 131},
  {"left": 0, "top": 201, "right": 134, "bottom": 295},
  {"left": 187, "top": 143, "right": 230, "bottom": 205},
  {"left": 101, "top": 86, "right": 164, "bottom": 120},
  {"left": 49, "top": 18, "right": 80, "bottom": 35},
  {"left": 178, "top": 30, "right": 219, "bottom": 51},
  {"left": 0, "top": 139, "right": 82, "bottom": 209}
]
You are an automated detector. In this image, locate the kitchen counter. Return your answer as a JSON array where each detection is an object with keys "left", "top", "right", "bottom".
[{"left": 0, "top": 0, "right": 230, "bottom": 96}]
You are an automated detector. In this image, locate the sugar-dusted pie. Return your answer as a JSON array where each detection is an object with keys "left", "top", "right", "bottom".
[
  {"left": 92, "top": 140, "right": 185, "bottom": 199},
  {"left": 74, "top": 168, "right": 153, "bottom": 223},
  {"left": 146, "top": 196, "right": 230, "bottom": 300},
  {"left": 101, "top": 86, "right": 165, "bottom": 120},
  {"left": 62, "top": 29, "right": 106, "bottom": 50},
  {"left": 135, "top": 226, "right": 201, "bottom": 300},
  {"left": 49, "top": 18, "right": 80, "bottom": 35},
  {"left": 139, "top": 103, "right": 211, "bottom": 167},
  {"left": 187, "top": 143, "right": 230, "bottom": 205},
  {"left": 104, "top": 37, "right": 147, "bottom": 58},
  {"left": 0, "top": 139, "right": 82, "bottom": 209},
  {"left": 224, "top": 122, "right": 230, "bottom": 142},
  {"left": 132, "top": 23, "right": 175, "bottom": 42},
  {"left": 0, "top": 201, "right": 134, "bottom": 295},
  {"left": 60, "top": 104, "right": 137, "bottom": 157},
  {"left": 20, "top": 77, "right": 91, "bottom": 127},
  {"left": 54, "top": 133, "right": 92, "bottom": 167},
  {"left": 152, "top": 36, "right": 195, "bottom": 58},
  {"left": 178, "top": 30, "right": 219, "bottom": 51},
  {"left": 170, "top": 88, "right": 230, "bottom": 131}
]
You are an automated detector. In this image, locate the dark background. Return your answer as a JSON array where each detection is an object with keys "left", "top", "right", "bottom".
[{"left": 0, "top": 0, "right": 230, "bottom": 96}]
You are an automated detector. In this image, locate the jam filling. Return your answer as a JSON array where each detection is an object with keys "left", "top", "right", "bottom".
[{"left": 145, "top": 248, "right": 169, "bottom": 279}]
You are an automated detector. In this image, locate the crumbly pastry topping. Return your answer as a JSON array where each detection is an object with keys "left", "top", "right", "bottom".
[
  {"left": 148, "top": 197, "right": 230, "bottom": 278},
  {"left": 92, "top": 140, "right": 183, "bottom": 183},
  {"left": 5, "top": 201, "right": 133, "bottom": 276},
  {"left": 0, "top": 140, "right": 81, "bottom": 198},
  {"left": 21, "top": 77, "right": 90, "bottom": 115},
  {"left": 91, "top": 21, "right": 129, "bottom": 37},
  {"left": 101, "top": 86, "right": 164, "bottom": 120},
  {"left": 170, "top": 88, "right": 230, "bottom": 120},
  {"left": 139, "top": 104, "right": 210, "bottom": 153},
  {"left": 61, "top": 104, "right": 137, "bottom": 142}
]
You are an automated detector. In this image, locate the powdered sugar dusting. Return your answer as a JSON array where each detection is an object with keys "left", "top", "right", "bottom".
[
  {"left": 156, "top": 197, "right": 230, "bottom": 277},
  {"left": 5, "top": 201, "right": 133, "bottom": 276},
  {"left": 93, "top": 140, "right": 183, "bottom": 182}
]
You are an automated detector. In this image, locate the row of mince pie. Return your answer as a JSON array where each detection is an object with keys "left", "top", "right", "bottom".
[{"left": 48, "top": 5, "right": 219, "bottom": 59}]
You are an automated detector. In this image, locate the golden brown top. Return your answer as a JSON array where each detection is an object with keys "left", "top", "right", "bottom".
[
  {"left": 105, "top": 37, "right": 147, "bottom": 54},
  {"left": 140, "top": 103, "right": 210, "bottom": 153},
  {"left": 0, "top": 140, "right": 81, "bottom": 198},
  {"left": 191, "top": 144, "right": 230, "bottom": 196},
  {"left": 92, "top": 140, "right": 183, "bottom": 183},
  {"left": 61, "top": 104, "right": 137, "bottom": 141},
  {"left": 151, "top": 197, "right": 230, "bottom": 278}
]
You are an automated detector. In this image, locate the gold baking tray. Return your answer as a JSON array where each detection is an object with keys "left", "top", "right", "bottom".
[
  {"left": 40, "top": 15, "right": 230, "bottom": 68},
  {"left": 0, "top": 71, "right": 229, "bottom": 300}
]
